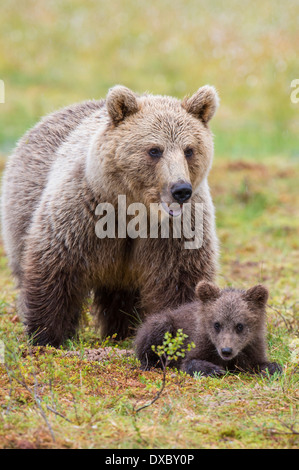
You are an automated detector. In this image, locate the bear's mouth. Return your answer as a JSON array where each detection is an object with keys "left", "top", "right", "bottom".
[{"left": 161, "top": 202, "right": 183, "bottom": 217}]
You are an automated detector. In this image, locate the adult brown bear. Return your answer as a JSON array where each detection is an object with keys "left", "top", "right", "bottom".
[{"left": 1, "top": 85, "right": 219, "bottom": 346}]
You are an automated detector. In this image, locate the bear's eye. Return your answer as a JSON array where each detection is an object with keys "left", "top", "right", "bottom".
[
  {"left": 236, "top": 323, "right": 244, "bottom": 333},
  {"left": 184, "top": 148, "right": 194, "bottom": 159},
  {"left": 214, "top": 322, "right": 221, "bottom": 332},
  {"left": 148, "top": 147, "right": 163, "bottom": 158}
]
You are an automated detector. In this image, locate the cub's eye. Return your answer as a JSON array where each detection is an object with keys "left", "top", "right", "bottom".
[
  {"left": 148, "top": 147, "right": 163, "bottom": 158},
  {"left": 236, "top": 323, "right": 244, "bottom": 333},
  {"left": 184, "top": 148, "right": 194, "bottom": 158},
  {"left": 214, "top": 322, "right": 221, "bottom": 332}
]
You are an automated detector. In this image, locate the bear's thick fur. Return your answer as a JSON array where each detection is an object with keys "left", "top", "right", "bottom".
[
  {"left": 1, "top": 85, "right": 219, "bottom": 346},
  {"left": 134, "top": 281, "right": 282, "bottom": 376}
]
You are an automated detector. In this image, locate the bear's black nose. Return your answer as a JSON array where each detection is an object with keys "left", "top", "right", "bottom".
[
  {"left": 171, "top": 182, "right": 192, "bottom": 203},
  {"left": 221, "top": 347, "right": 233, "bottom": 357}
]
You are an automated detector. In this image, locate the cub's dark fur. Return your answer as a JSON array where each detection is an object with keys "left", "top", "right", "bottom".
[{"left": 134, "top": 281, "right": 282, "bottom": 376}]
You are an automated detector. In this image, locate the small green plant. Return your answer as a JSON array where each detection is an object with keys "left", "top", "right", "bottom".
[
  {"left": 151, "top": 329, "right": 195, "bottom": 366},
  {"left": 134, "top": 329, "right": 195, "bottom": 414},
  {"left": 100, "top": 333, "right": 118, "bottom": 348}
]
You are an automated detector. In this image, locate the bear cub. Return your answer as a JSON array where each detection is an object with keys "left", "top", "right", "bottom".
[{"left": 134, "top": 281, "right": 282, "bottom": 377}]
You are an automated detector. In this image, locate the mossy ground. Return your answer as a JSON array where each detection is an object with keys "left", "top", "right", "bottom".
[
  {"left": 0, "top": 0, "right": 298, "bottom": 449},
  {"left": 0, "top": 158, "right": 298, "bottom": 449}
]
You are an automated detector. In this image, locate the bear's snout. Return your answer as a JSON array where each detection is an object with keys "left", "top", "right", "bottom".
[
  {"left": 171, "top": 182, "right": 192, "bottom": 204},
  {"left": 221, "top": 347, "right": 233, "bottom": 359}
]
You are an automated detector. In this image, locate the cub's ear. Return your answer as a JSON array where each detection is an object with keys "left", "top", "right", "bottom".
[
  {"left": 106, "top": 85, "right": 139, "bottom": 125},
  {"left": 182, "top": 85, "right": 219, "bottom": 124},
  {"left": 195, "top": 280, "right": 221, "bottom": 302},
  {"left": 243, "top": 284, "right": 269, "bottom": 307}
]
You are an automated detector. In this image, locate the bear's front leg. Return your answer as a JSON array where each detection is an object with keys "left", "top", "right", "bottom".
[
  {"left": 182, "top": 358, "right": 226, "bottom": 377},
  {"left": 92, "top": 287, "right": 141, "bottom": 340},
  {"left": 256, "top": 362, "right": 283, "bottom": 376},
  {"left": 20, "top": 246, "right": 89, "bottom": 347}
]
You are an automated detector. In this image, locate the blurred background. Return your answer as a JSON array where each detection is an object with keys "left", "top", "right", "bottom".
[
  {"left": 0, "top": 0, "right": 298, "bottom": 160},
  {"left": 0, "top": 2, "right": 298, "bottom": 449}
]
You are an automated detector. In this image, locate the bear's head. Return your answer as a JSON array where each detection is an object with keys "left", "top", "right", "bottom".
[
  {"left": 195, "top": 281, "right": 269, "bottom": 361},
  {"left": 91, "top": 85, "right": 219, "bottom": 215}
]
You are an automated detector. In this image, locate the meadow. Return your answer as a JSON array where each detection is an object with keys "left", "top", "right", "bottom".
[{"left": 0, "top": 0, "right": 298, "bottom": 449}]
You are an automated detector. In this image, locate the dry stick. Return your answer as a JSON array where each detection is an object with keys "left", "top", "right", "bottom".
[
  {"left": 46, "top": 377, "right": 74, "bottom": 424},
  {"left": 6, "top": 366, "right": 56, "bottom": 443},
  {"left": 267, "top": 303, "right": 293, "bottom": 331},
  {"left": 269, "top": 427, "right": 299, "bottom": 436},
  {"left": 4, "top": 346, "right": 56, "bottom": 443},
  {"left": 70, "top": 390, "right": 82, "bottom": 425},
  {"left": 46, "top": 405, "right": 73, "bottom": 423},
  {"left": 4, "top": 363, "right": 13, "bottom": 416},
  {"left": 269, "top": 416, "right": 299, "bottom": 436},
  {"left": 134, "top": 356, "right": 168, "bottom": 414}
]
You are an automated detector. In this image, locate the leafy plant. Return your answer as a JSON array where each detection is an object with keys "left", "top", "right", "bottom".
[
  {"left": 134, "top": 329, "right": 195, "bottom": 414},
  {"left": 151, "top": 329, "right": 195, "bottom": 365}
]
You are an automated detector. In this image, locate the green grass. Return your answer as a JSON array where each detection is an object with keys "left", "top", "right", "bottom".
[
  {"left": 0, "top": 0, "right": 298, "bottom": 449},
  {"left": 0, "top": 158, "right": 298, "bottom": 449},
  {"left": 0, "top": 0, "right": 298, "bottom": 158}
]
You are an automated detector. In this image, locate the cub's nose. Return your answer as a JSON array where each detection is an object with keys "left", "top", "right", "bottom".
[
  {"left": 221, "top": 347, "right": 233, "bottom": 358},
  {"left": 171, "top": 182, "right": 192, "bottom": 203}
]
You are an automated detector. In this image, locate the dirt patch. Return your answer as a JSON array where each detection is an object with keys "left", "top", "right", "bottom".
[
  {"left": 21, "top": 345, "right": 134, "bottom": 362},
  {"left": 226, "top": 161, "right": 268, "bottom": 174},
  {"left": 63, "top": 347, "right": 134, "bottom": 362},
  {"left": 222, "top": 259, "right": 271, "bottom": 284}
]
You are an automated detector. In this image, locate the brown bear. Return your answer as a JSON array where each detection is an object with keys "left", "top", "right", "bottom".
[
  {"left": 1, "top": 85, "right": 219, "bottom": 347},
  {"left": 134, "top": 281, "right": 282, "bottom": 376}
]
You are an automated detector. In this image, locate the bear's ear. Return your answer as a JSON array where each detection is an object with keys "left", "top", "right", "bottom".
[
  {"left": 182, "top": 85, "right": 219, "bottom": 124},
  {"left": 243, "top": 284, "right": 269, "bottom": 307},
  {"left": 106, "top": 85, "right": 139, "bottom": 125},
  {"left": 195, "top": 280, "right": 221, "bottom": 302}
]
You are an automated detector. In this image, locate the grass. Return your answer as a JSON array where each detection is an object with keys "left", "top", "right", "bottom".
[
  {"left": 0, "top": 158, "right": 298, "bottom": 449},
  {"left": 0, "top": 0, "right": 298, "bottom": 450},
  {"left": 0, "top": 0, "right": 298, "bottom": 158}
]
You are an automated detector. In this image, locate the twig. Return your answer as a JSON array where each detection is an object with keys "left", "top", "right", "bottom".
[
  {"left": 267, "top": 303, "right": 292, "bottom": 331},
  {"left": 6, "top": 366, "right": 56, "bottom": 443},
  {"left": 3, "top": 363, "right": 13, "bottom": 416},
  {"left": 268, "top": 417, "right": 299, "bottom": 436},
  {"left": 70, "top": 390, "right": 81, "bottom": 425},
  {"left": 134, "top": 356, "right": 168, "bottom": 414},
  {"left": 269, "top": 428, "right": 299, "bottom": 436},
  {"left": 4, "top": 346, "right": 56, "bottom": 443},
  {"left": 46, "top": 405, "right": 73, "bottom": 423}
]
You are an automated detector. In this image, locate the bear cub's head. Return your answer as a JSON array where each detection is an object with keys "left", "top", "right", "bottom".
[
  {"left": 195, "top": 281, "right": 269, "bottom": 361},
  {"left": 101, "top": 85, "right": 219, "bottom": 213}
]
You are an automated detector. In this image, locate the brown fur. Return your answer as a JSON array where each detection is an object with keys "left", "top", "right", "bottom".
[
  {"left": 1, "top": 85, "right": 219, "bottom": 346},
  {"left": 134, "top": 282, "right": 282, "bottom": 376}
]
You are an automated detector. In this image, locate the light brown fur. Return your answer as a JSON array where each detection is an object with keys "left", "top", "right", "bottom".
[{"left": 1, "top": 85, "right": 219, "bottom": 346}]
